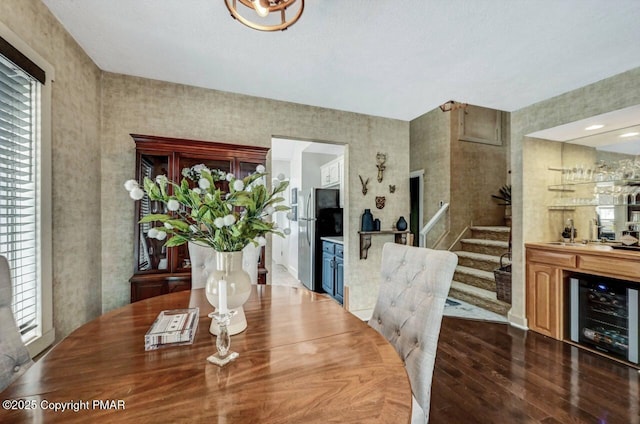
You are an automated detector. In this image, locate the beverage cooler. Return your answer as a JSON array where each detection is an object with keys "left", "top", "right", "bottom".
[{"left": 570, "top": 275, "right": 638, "bottom": 364}]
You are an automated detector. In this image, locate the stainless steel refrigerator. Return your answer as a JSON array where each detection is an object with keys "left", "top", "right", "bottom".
[{"left": 298, "top": 188, "right": 343, "bottom": 292}]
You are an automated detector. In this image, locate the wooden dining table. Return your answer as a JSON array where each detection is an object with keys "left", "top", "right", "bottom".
[{"left": 0, "top": 285, "right": 411, "bottom": 423}]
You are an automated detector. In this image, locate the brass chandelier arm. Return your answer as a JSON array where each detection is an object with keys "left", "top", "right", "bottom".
[
  {"left": 224, "top": 0, "right": 305, "bottom": 32},
  {"left": 237, "top": 0, "right": 293, "bottom": 12}
]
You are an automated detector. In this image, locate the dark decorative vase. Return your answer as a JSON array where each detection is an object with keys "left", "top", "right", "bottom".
[
  {"left": 396, "top": 216, "right": 408, "bottom": 231},
  {"left": 361, "top": 209, "right": 374, "bottom": 231},
  {"left": 374, "top": 219, "right": 381, "bottom": 231}
]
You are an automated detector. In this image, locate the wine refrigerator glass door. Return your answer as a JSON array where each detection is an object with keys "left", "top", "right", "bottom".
[{"left": 570, "top": 276, "right": 638, "bottom": 364}]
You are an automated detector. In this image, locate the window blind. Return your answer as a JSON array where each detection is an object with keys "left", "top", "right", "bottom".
[{"left": 0, "top": 53, "right": 40, "bottom": 339}]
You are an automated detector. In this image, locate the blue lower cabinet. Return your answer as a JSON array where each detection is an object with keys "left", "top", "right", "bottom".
[
  {"left": 321, "top": 250, "right": 334, "bottom": 294},
  {"left": 335, "top": 255, "right": 344, "bottom": 304},
  {"left": 321, "top": 240, "right": 343, "bottom": 305}
]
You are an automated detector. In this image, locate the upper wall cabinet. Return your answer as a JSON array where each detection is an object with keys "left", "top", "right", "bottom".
[
  {"left": 458, "top": 105, "right": 503, "bottom": 146},
  {"left": 320, "top": 156, "right": 344, "bottom": 207},
  {"left": 320, "top": 156, "right": 343, "bottom": 188}
]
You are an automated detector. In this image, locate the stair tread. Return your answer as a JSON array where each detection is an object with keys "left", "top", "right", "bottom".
[
  {"left": 460, "top": 239, "right": 509, "bottom": 247},
  {"left": 454, "top": 251, "right": 502, "bottom": 262},
  {"left": 449, "top": 282, "right": 511, "bottom": 316},
  {"left": 455, "top": 251, "right": 512, "bottom": 266},
  {"left": 451, "top": 281, "right": 502, "bottom": 301},
  {"left": 455, "top": 265, "right": 494, "bottom": 280},
  {"left": 470, "top": 226, "right": 511, "bottom": 232}
]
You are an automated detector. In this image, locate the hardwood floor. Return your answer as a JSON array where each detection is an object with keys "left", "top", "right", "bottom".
[{"left": 431, "top": 317, "right": 639, "bottom": 424}]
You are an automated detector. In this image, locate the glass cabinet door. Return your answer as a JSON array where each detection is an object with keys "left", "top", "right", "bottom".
[
  {"left": 238, "top": 159, "right": 267, "bottom": 280},
  {"left": 178, "top": 157, "right": 232, "bottom": 175},
  {"left": 136, "top": 154, "right": 170, "bottom": 272},
  {"left": 178, "top": 157, "right": 232, "bottom": 191},
  {"left": 174, "top": 156, "right": 233, "bottom": 272},
  {"left": 238, "top": 160, "right": 263, "bottom": 178}
]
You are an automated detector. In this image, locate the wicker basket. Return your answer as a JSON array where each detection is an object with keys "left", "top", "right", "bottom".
[{"left": 494, "top": 252, "right": 512, "bottom": 304}]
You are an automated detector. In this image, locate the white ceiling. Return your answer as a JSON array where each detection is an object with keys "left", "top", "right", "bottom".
[
  {"left": 527, "top": 104, "right": 640, "bottom": 154},
  {"left": 41, "top": 1, "right": 640, "bottom": 121}
]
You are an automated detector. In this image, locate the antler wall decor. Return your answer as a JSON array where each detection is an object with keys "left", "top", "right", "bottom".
[
  {"left": 376, "top": 153, "right": 386, "bottom": 183},
  {"left": 439, "top": 100, "right": 468, "bottom": 112},
  {"left": 359, "top": 175, "right": 369, "bottom": 195}
]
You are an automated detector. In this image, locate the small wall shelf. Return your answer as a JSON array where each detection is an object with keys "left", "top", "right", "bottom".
[{"left": 358, "top": 230, "right": 409, "bottom": 260}]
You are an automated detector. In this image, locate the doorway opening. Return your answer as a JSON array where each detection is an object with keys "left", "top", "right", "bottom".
[
  {"left": 270, "top": 137, "right": 346, "bottom": 295},
  {"left": 410, "top": 170, "right": 424, "bottom": 246}
]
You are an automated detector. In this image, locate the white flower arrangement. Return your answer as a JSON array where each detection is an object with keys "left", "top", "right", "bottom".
[{"left": 124, "top": 164, "right": 289, "bottom": 252}]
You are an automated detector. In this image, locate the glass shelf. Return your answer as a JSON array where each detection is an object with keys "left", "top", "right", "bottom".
[
  {"left": 547, "top": 202, "right": 640, "bottom": 209},
  {"left": 548, "top": 179, "right": 640, "bottom": 189},
  {"left": 549, "top": 203, "right": 616, "bottom": 208},
  {"left": 548, "top": 184, "right": 576, "bottom": 192},
  {"left": 547, "top": 206, "right": 576, "bottom": 211}
]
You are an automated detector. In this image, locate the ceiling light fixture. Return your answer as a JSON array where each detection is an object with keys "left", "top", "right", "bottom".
[
  {"left": 224, "top": 0, "right": 304, "bottom": 32},
  {"left": 585, "top": 124, "right": 604, "bottom": 130},
  {"left": 620, "top": 132, "right": 640, "bottom": 138}
]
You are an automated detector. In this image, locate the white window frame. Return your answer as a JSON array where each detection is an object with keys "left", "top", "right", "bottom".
[{"left": 0, "top": 22, "right": 54, "bottom": 357}]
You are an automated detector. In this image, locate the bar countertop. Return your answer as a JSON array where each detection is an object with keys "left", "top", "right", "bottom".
[
  {"left": 526, "top": 241, "right": 640, "bottom": 258},
  {"left": 320, "top": 236, "right": 344, "bottom": 244}
]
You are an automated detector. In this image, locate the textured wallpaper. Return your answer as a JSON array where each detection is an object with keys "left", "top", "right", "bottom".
[
  {"left": 100, "top": 73, "right": 410, "bottom": 316},
  {"left": 0, "top": 0, "right": 102, "bottom": 340},
  {"left": 410, "top": 108, "right": 451, "bottom": 247}
]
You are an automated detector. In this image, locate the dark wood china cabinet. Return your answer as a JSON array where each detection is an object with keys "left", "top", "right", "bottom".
[{"left": 129, "top": 134, "right": 269, "bottom": 302}]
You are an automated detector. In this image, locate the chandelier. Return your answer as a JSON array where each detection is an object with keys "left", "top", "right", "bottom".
[{"left": 224, "top": 0, "right": 304, "bottom": 32}]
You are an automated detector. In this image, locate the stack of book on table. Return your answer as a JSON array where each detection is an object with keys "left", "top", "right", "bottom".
[{"left": 145, "top": 307, "right": 199, "bottom": 351}]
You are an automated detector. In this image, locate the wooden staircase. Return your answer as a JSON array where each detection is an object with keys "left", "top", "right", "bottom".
[{"left": 449, "top": 226, "right": 511, "bottom": 316}]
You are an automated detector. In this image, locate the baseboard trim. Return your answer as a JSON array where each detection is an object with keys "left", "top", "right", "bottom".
[
  {"left": 349, "top": 308, "right": 373, "bottom": 321},
  {"left": 507, "top": 312, "right": 528, "bottom": 330}
]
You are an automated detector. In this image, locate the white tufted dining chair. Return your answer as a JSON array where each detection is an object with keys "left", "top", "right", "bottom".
[
  {"left": 0, "top": 256, "right": 33, "bottom": 392},
  {"left": 368, "top": 243, "right": 457, "bottom": 424},
  {"left": 188, "top": 242, "right": 261, "bottom": 288},
  {"left": 188, "top": 242, "right": 261, "bottom": 335}
]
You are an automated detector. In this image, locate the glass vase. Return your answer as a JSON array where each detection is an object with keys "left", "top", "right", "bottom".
[
  {"left": 361, "top": 209, "right": 374, "bottom": 231},
  {"left": 205, "top": 250, "right": 252, "bottom": 336}
]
